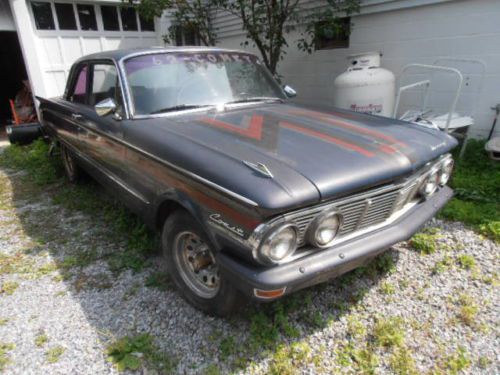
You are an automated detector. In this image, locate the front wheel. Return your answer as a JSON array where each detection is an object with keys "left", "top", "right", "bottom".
[{"left": 162, "top": 210, "right": 242, "bottom": 316}]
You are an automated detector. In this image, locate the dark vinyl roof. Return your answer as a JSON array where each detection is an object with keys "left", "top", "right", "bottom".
[{"left": 74, "top": 46, "right": 252, "bottom": 64}]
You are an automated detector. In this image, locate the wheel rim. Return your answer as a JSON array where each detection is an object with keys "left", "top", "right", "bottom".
[
  {"left": 172, "top": 231, "right": 220, "bottom": 299},
  {"left": 62, "top": 148, "right": 74, "bottom": 177}
]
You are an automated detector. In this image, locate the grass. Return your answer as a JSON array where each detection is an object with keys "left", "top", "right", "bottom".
[
  {"left": 268, "top": 342, "right": 315, "bottom": 375},
  {"left": 457, "top": 254, "right": 475, "bottom": 270},
  {"left": 46, "top": 346, "right": 65, "bottom": 363},
  {"left": 373, "top": 316, "right": 405, "bottom": 348},
  {"left": 439, "top": 140, "right": 500, "bottom": 242},
  {"left": 455, "top": 294, "right": 479, "bottom": 327},
  {"left": 144, "top": 271, "right": 171, "bottom": 291},
  {"left": 379, "top": 281, "right": 396, "bottom": 295},
  {"left": 409, "top": 230, "right": 441, "bottom": 254},
  {"left": 389, "top": 346, "right": 418, "bottom": 375},
  {"left": 0, "top": 140, "right": 158, "bottom": 275},
  {"left": 106, "top": 333, "right": 176, "bottom": 373},
  {"left": 35, "top": 333, "right": 49, "bottom": 347},
  {"left": 441, "top": 347, "right": 471, "bottom": 374},
  {"left": 0, "top": 281, "right": 19, "bottom": 295},
  {"left": 0, "top": 343, "right": 15, "bottom": 370},
  {"left": 0, "top": 318, "right": 8, "bottom": 326}
]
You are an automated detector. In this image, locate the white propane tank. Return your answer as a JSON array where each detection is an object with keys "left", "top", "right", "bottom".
[{"left": 333, "top": 52, "right": 395, "bottom": 117}]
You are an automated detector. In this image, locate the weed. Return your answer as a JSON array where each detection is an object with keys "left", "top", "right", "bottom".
[
  {"left": 457, "top": 254, "right": 475, "bottom": 270},
  {"left": 35, "top": 333, "right": 49, "bottom": 347},
  {"left": 455, "top": 294, "right": 478, "bottom": 327},
  {"left": 379, "top": 281, "right": 396, "bottom": 295},
  {"left": 0, "top": 139, "right": 62, "bottom": 186},
  {"left": 219, "top": 336, "right": 237, "bottom": 360},
  {"left": 352, "top": 346, "right": 378, "bottom": 375},
  {"left": 347, "top": 316, "right": 367, "bottom": 338},
  {"left": 204, "top": 363, "right": 222, "bottom": 375},
  {"left": 0, "top": 318, "right": 8, "bottom": 326},
  {"left": 477, "top": 355, "right": 491, "bottom": 369},
  {"left": 0, "top": 281, "right": 19, "bottom": 295},
  {"left": 389, "top": 346, "right": 418, "bottom": 375},
  {"left": 0, "top": 342, "right": 15, "bottom": 370},
  {"left": 439, "top": 140, "right": 500, "bottom": 242},
  {"left": 442, "top": 346, "right": 470, "bottom": 374},
  {"left": 431, "top": 255, "right": 454, "bottom": 274},
  {"left": 46, "top": 346, "right": 65, "bottom": 363},
  {"left": 268, "top": 342, "right": 311, "bottom": 375},
  {"left": 106, "top": 333, "right": 176, "bottom": 372},
  {"left": 373, "top": 316, "right": 405, "bottom": 348},
  {"left": 410, "top": 232, "right": 440, "bottom": 254},
  {"left": 144, "top": 272, "right": 171, "bottom": 291}
]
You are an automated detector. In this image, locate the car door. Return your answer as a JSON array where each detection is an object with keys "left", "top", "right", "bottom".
[
  {"left": 75, "top": 61, "right": 128, "bottom": 184},
  {"left": 51, "top": 63, "right": 89, "bottom": 148}
]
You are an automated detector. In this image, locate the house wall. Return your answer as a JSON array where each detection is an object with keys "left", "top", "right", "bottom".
[
  {"left": 214, "top": 0, "right": 500, "bottom": 138},
  {"left": 9, "top": 0, "right": 161, "bottom": 100}
]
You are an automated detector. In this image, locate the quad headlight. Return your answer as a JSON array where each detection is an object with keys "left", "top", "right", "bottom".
[
  {"left": 257, "top": 223, "right": 298, "bottom": 264},
  {"left": 419, "top": 168, "right": 440, "bottom": 197},
  {"left": 439, "top": 158, "right": 454, "bottom": 186},
  {"left": 308, "top": 209, "right": 343, "bottom": 248}
]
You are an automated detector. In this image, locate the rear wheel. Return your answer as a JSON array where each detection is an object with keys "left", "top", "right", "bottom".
[
  {"left": 61, "top": 144, "right": 84, "bottom": 183},
  {"left": 162, "top": 210, "right": 242, "bottom": 316}
]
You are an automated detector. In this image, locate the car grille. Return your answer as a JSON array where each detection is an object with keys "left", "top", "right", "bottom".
[{"left": 289, "top": 180, "right": 420, "bottom": 246}]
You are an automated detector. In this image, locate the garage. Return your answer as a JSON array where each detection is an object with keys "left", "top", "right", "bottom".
[{"left": 6, "top": 0, "right": 160, "bottom": 109}]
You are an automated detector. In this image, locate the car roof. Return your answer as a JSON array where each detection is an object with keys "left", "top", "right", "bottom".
[{"left": 74, "top": 46, "right": 255, "bottom": 64}]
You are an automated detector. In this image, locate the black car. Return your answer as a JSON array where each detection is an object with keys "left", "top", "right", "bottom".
[{"left": 39, "top": 48, "right": 457, "bottom": 315}]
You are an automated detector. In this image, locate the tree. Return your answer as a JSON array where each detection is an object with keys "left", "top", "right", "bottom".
[
  {"left": 135, "top": 0, "right": 361, "bottom": 75},
  {"left": 135, "top": 0, "right": 218, "bottom": 46}
]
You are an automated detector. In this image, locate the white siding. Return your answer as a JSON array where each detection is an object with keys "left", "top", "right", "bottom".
[{"left": 216, "top": 0, "right": 500, "bottom": 138}]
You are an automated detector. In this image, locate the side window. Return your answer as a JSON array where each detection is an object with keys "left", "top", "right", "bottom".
[
  {"left": 90, "top": 64, "right": 123, "bottom": 112},
  {"left": 69, "top": 65, "right": 88, "bottom": 104}
]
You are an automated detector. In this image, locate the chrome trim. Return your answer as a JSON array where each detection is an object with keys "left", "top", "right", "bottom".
[
  {"left": 243, "top": 161, "right": 274, "bottom": 178},
  {"left": 307, "top": 208, "right": 343, "bottom": 248},
  {"left": 255, "top": 222, "right": 299, "bottom": 265}
]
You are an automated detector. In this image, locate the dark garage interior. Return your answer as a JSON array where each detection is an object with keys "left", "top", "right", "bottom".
[{"left": 0, "top": 31, "right": 29, "bottom": 127}]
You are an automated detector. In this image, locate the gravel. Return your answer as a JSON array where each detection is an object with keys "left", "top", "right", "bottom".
[{"left": 0, "top": 143, "right": 498, "bottom": 374}]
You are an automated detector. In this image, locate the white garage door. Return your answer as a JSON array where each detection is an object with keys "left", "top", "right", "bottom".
[{"left": 19, "top": 0, "right": 159, "bottom": 98}]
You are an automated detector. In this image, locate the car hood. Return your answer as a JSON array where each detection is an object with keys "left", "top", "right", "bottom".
[{"left": 137, "top": 104, "right": 457, "bottom": 211}]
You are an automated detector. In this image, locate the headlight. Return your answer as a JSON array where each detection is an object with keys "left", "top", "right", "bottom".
[
  {"left": 308, "top": 209, "right": 342, "bottom": 248},
  {"left": 257, "top": 223, "right": 298, "bottom": 264},
  {"left": 419, "top": 168, "right": 439, "bottom": 197},
  {"left": 439, "top": 158, "right": 454, "bottom": 186}
]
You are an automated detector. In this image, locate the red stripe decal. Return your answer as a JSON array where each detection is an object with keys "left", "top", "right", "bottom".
[
  {"left": 288, "top": 109, "right": 407, "bottom": 147},
  {"left": 200, "top": 115, "right": 263, "bottom": 140},
  {"left": 281, "top": 121, "right": 375, "bottom": 158}
]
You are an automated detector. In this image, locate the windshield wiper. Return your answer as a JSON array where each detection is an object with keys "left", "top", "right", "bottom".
[
  {"left": 224, "top": 97, "right": 284, "bottom": 105},
  {"left": 151, "top": 104, "right": 214, "bottom": 114}
]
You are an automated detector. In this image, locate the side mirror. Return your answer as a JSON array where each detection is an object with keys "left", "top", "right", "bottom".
[
  {"left": 95, "top": 98, "right": 117, "bottom": 117},
  {"left": 283, "top": 85, "right": 297, "bottom": 98}
]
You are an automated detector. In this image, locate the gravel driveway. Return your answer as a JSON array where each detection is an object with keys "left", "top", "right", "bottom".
[{"left": 0, "top": 142, "right": 498, "bottom": 374}]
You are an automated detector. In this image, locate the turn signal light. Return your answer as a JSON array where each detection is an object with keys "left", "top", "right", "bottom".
[{"left": 254, "top": 287, "right": 287, "bottom": 299}]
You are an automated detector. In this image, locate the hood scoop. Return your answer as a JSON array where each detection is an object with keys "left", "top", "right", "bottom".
[{"left": 243, "top": 160, "right": 274, "bottom": 178}]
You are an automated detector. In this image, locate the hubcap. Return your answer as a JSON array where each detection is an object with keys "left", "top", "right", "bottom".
[{"left": 173, "top": 231, "right": 220, "bottom": 298}]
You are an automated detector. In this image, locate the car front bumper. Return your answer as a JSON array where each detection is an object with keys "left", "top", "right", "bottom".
[{"left": 216, "top": 186, "right": 453, "bottom": 300}]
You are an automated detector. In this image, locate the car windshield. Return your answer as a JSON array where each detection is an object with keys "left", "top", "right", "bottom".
[{"left": 124, "top": 52, "right": 286, "bottom": 115}]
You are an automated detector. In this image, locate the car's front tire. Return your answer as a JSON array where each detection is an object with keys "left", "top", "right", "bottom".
[
  {"left": 61, "top": 144, "right": 84, "bottom": 183},
  {"left": 162, "top": 210, "right": 242, "bottom": 316}
]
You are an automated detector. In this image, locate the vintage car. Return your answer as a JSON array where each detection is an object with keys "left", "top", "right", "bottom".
[{"left": 39, "top": 48, "right": 457, "bottom": 315}]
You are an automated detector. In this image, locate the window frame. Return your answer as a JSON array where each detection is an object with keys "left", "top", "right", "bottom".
[
  {"left": 314, "top": 17, "right": 351, "bottom": 51},
  {"left": 29, "top": 0, "right": 156, "bottom": 34},
  {"left": 66, "top": 62, "right": 91, "bottom": 105}
]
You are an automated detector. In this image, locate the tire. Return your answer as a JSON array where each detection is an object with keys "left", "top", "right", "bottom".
[
  {"left": 61, "top": 144, "right": 84, "bottom": 183},
  {"left": 162, "top": 210, "right": 243, "bottom": 316}
]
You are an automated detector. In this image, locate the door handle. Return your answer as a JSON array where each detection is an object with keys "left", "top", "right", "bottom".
[{"left": 71, "top": 113, "right": 83, "bottom": 120}]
